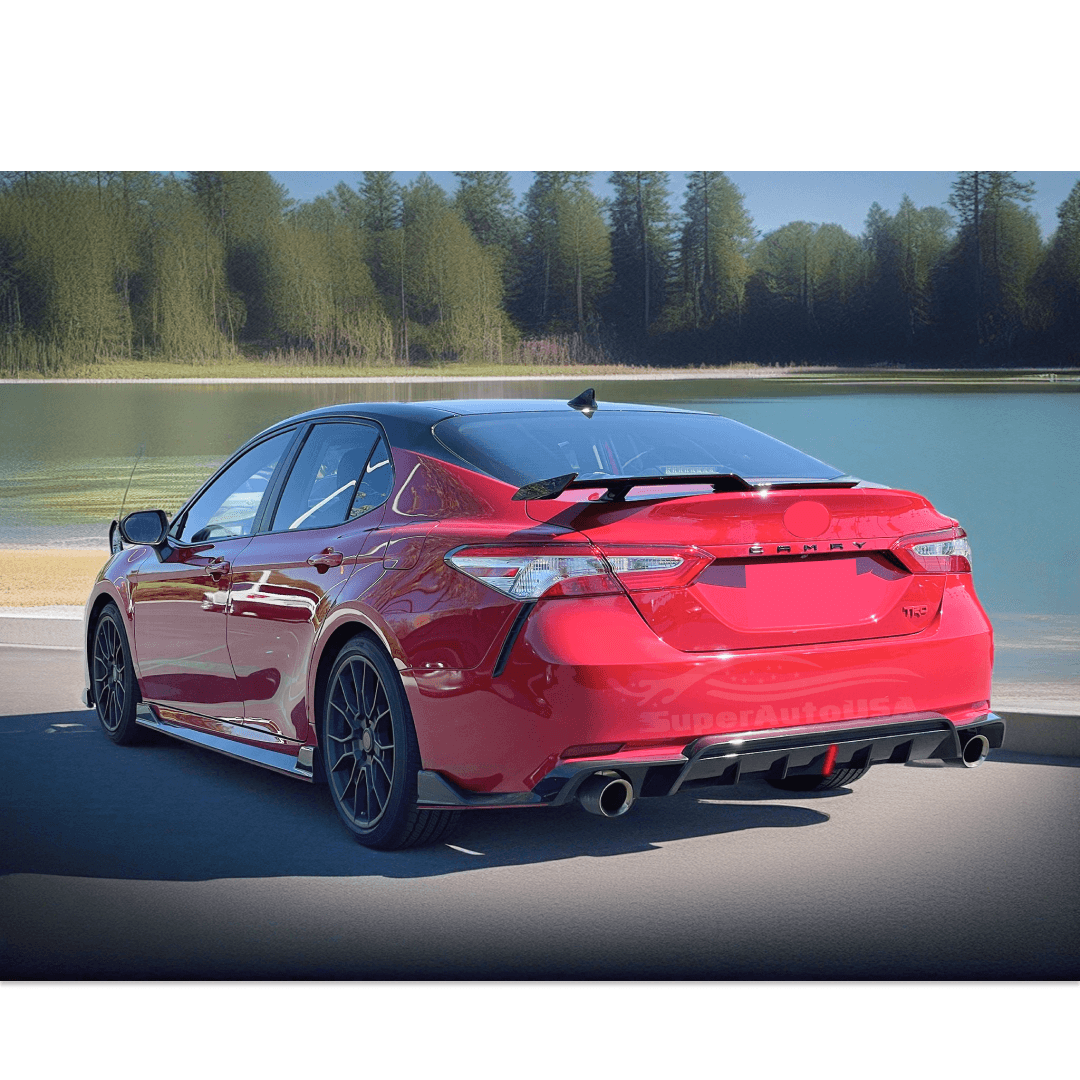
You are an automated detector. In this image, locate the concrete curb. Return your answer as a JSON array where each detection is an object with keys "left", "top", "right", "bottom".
[
  {"left": 996, "top": 711, "right": 1080, "bottom": 760},
  {"left": 0, "top": 615, "right": 83, "bottom": 649}
]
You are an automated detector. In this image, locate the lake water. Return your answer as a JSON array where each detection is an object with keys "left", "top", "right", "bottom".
[{"left": 1, "top": 377, "right": 1077, "bottom": 620}]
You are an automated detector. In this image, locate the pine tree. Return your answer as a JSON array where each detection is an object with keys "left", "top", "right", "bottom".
[
  {"left": 668, "top": 172, "right": 755, "bottom": 332},
  {"left": 606, "top": 171, "right": 675, "bottom": 339},
  {"left": 863, "top": 197, "right": 954, "bottom": 358},
  {"left": 453, "top": 171, "right": 518, "bottom": 252},
  {"left": 861, "top": 202, "right": 905, "bottom": 355},
  {"left": 515, "top": 172, "right": 610, "bottom": 333},
  {"left": 1032, "top": 181, "right": 1080, "bottom": 360},
  {"left": 356, "top": 172, "right": 404, "bottom": 347},
  {"left": 744, "top": 220, "right": 866, "bottom": 360},
  {"left": 358, "top": 172, "right": 402, "bottom": 232},
  {"left": 943, "top": 171, "right": 1038, "bottom": 359}
]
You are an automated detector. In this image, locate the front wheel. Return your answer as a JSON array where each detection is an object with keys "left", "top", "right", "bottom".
[
  {"left": 767, "top": 764, "right": 870, "bottom": 792},
  {"left": 322, "top": 635, "right": 458, "bottom": 849},
  {"left": 91, "top": 603, "right": 144, "bottom": 745}
]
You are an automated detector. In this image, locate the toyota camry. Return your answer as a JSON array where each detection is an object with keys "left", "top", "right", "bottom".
[{"left": 83, "top": 391, "right": 1002, "bottom": 848}]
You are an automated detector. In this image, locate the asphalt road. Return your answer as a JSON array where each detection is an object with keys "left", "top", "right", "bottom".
[{"left": 2, "top": 646, "right": 1078, "bottom": 979}]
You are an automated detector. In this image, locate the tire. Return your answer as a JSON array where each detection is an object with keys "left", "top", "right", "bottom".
[
  {"left": 767, "top": 764, "right": 871, "bottom": 792},
  {"left": 91, "top": 603, "right": 144, "bottom": 746},
  {"left": 321, "top": 635, "right": 459, "bottom": 850}
]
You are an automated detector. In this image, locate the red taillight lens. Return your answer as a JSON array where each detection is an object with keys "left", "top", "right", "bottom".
[
  {"left": 895, "top": 528, "right": 973, "bottom": 573},
  {"left": 446, "top": 546, "right": 621, "bottom": 599},
  {"left": 600, "top": 546, "right": 713, "bottom": 591},
  {"left": 446, "top": 544, "right": 712, "bottom": 600}
]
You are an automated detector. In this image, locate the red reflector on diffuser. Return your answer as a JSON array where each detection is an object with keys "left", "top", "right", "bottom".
[{"left": 823, "top": 744, "right": 838, "bottom": 776}]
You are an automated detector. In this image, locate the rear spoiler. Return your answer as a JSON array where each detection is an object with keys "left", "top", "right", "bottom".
[{"left": 512, "top": 472, "right": 861, "bottom": 502}]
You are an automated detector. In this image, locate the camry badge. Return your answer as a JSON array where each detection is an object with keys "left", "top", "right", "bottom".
[{"left": 748, "top": 541, "right": 867, "bottom": 555}]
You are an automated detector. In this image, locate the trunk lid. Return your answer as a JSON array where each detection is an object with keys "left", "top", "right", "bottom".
[{"left": 526, "top": 486, "right": 953, "bottom": 651}]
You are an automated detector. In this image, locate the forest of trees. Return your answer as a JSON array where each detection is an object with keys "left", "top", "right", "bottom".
[{"left": 1, "top": 169, "right": 1078, "bottom": 374}]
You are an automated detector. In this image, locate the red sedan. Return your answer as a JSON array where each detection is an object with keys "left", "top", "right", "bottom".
[{"left": 83, "top": 393, "right": 1002, "bottom": 848}]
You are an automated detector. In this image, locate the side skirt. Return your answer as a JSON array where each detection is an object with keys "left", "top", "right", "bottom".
[{"left": 136, "top": 704, "right": 316, "bottom": 782}]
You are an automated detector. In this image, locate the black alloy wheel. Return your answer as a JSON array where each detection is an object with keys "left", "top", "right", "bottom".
[
  {"left": 322, "top": 635, "right": 458, "bottom": 849},
  {"left": 91, "top": 603, "right": 143, "bottom": 745}
]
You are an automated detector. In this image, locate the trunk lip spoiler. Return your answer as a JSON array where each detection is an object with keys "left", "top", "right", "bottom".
[{"left": 512, "top": 472, "right": 862, "bottom": 502}]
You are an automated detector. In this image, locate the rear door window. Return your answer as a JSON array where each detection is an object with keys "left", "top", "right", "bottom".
[{"left": 269, "top": 422, "right": 390, "bottom": 532}]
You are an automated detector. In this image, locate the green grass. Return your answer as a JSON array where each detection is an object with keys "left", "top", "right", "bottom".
[
  {"left": 2, "top": 358, "right": 667, "bottom": 380},
  {"left": 4, "top": 358, "right": 1079, "bottom": 382}
]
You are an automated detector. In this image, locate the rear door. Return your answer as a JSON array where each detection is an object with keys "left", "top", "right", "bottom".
[{"left": 227, "top": 421, "right": 395, "bottom": 743}]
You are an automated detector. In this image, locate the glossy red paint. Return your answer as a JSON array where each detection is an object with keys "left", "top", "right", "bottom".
[
  {"left": 83, "top": 399, "right": 998, "bottom": 832},
  {"left": 228, "top": 514, "right": 386, "bottom": 742},
  {"left": 402, "top": 574, "right": 992, "bottom": 793},
  {"left": 128, "top": 535, "right": 254, "bottom": 720}
]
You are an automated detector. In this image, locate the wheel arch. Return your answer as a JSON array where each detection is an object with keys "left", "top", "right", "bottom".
[
  {"left": 84, "top": 581, "right": 138, "bottom": 699},
  {"left": 309, "top": 611, "right": 401, "bottom": 753}
]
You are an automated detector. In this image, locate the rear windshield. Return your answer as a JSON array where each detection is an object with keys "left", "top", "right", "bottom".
[{"left": 433, "top": 410, "right": 842, "bottom": 487}]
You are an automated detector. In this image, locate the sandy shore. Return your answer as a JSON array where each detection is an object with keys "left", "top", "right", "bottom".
[{"left": 0, "top": 549, "right": 109, "bottom": 607}]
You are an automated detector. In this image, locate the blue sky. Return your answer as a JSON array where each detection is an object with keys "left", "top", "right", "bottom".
[{"left": 270, "top": 171, "right": 1079, "bottom": 240}]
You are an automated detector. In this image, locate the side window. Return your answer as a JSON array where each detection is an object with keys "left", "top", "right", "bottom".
[
  {"left": 170, "top": 430, "right": 295, "bottom": 544},
  {"left": 348, "top": 436, "right": 394, "bottom": 520},
  {"left": 270, "top": 423, "right": 388, "bottom": 533}
]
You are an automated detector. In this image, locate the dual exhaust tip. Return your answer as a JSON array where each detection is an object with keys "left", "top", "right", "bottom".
[{"left": 577, "top": 772, "right": 634, "bottom": 817}]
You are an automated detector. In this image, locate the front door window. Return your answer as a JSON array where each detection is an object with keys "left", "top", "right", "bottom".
[{"left": 171, "top": 430, "right": 295, "bottom": 544}]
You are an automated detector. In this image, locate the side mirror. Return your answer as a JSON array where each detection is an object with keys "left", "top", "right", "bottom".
[{"left": 119, "top": 509, "right": 170, "bottom": 547}]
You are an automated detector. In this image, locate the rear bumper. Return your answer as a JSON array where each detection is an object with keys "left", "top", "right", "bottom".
[
  {"left": 417, "top": 712, "right": 1005, "bottom": 808},
  {"left": 406, "top": 584, "right": 994, "bottom": 795}
]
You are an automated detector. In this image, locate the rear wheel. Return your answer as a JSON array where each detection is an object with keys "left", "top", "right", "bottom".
[
  {"left": 322, "top": 635, "right": 459, "bottom": 849},
  {"left": 767, "top": 765, "right": 870, "bottom": 792},
  {"left": 91, "top": 603, "right": 144, "bottom": 746}
]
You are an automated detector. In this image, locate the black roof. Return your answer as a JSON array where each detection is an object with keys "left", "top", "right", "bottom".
[
  {"left": 243, "top": 397, "right": 697, "bottom": 465},
  {"left": 250, "top": 397, "right": 685, "bottom": 440},
  {"left": 420, "top": 398, "right": 686, "bottom": 415},
  {"left": 283, "top": 397, "right": 683, "bottom": 423}
]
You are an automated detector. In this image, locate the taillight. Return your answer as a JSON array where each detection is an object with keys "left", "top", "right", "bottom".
[
  {"left": 896, "top": 528, "right": 973, "bottom": 573},
  {"left": 446, "top": 547, "right": 621, "bottom": 599},
  {"left": 601, "top": 546, "right": 713, "bottom": 590},
  {"left": 446, "top": 544, "right": 711, "bottom": 600}
]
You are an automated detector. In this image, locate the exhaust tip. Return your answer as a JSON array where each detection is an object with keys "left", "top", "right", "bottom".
[
  {"left": 578, "top": 773, "right": 634, "bottom": 817},
  {"left": 961, "top": 733, "right": 991, "bottom": 768}
]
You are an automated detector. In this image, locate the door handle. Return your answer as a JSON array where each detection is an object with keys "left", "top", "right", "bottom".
[
  {"left": 307, "top": 548, "right": 344, "bottom": 573},
  {"left": 207, "top": 558, "right": 231, "bottom": 580}
]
